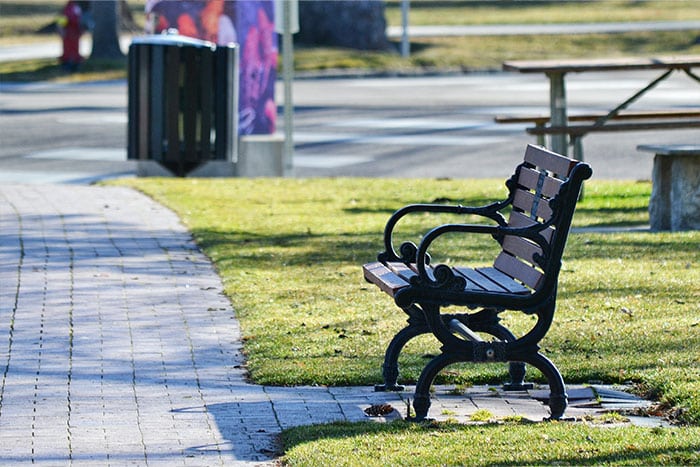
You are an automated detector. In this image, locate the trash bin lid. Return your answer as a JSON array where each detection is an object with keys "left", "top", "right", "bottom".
[{"left": 132, "top": 32, "right": 215, "bottom": 49}]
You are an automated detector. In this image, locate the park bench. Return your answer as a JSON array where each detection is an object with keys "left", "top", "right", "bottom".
[
  {"left": 363, "top": 144, "right": 592, "bottom": 421},
  {"left": 495, "top": 110, "right": 700, "bottom": 162}
]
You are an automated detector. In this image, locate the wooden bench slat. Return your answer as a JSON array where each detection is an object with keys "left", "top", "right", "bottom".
[
  {"left": 363, "top": 262, "right": 410, "bottom": 297},
  {"left": 495, "top": 109, "right": 700, "bottom": 125},
  {"left": 507, "top": 210, "right": 555, "bottom": 242},
  {"left": 518, "top": 166, "right": 564, "bottom": 197},
  {"left": 527, "top": 119, "right": 700, "bottom": 136},
  {"left": 493, "top": 253, "right": 543, "bottom": 290},
  {"left": 452, "top": 267, "right": 509, "bottom": 293},
  {"left": 502, "top": 235, "right": 542, "bottom": 265},
  {"left": 386, "top": 261, "right": 419, "bottom": 282},
  {"left": 475, "top": 265, "right": 533, "bottom": 294},
  {"left": 513, "top": 188, "right": 553, "bottom": 222},
  {"left": 495, "top": 115, "right": 550, "bottom": 124},
  {"left": 524, "top": 144, "right": 577, "bottom": 177}
]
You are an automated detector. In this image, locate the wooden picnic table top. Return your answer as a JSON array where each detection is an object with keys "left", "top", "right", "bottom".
[{"left": 503, "top": 55, "right": 700, "bottom": 74}]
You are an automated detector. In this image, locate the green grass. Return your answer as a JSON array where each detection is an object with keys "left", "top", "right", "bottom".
[
  {"left": 2, "top": 1, "right": 699, "bottom": 81},
  {"left": 0, "top": 1, "right": 78, "bottom": 37},
  {"left": 4, "top": 30, "right": 696, "bottom": 82},
  {"left": 110, "top": 177, "right": 699, "bottom": 464},
  {"left": 280, "top": 421, "right": 700, "bottom": 466},
  {"left": 113, "top": 178, "right": 700, "bottom": 429},
  {"left": 0, "top": 57, "right": 127, "bottom": 83},
  {"left": 0, "top": 0, "right": 147, "bottom": 37},
  {"left": 293, "top": 31, "right": 700, "bottom": 73},
  {"left": 384, "top": 0, "right": 700, "bottom": 26}
]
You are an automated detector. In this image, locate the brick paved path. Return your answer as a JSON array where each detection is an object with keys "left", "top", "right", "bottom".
[
  {"left": 0, "top": 184, "right": 656, "bottom": 466},
  {"left": 0, "top": 184, "right": 413, "bottom": 465}
]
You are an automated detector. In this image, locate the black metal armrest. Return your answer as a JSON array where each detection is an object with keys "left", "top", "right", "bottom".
[
  {"left": 380, "top": 201, "right": 507, "bottom": 262},
  {"left": 414, "top": 223, "right": 500, "bottom": 286},
  {"left": 413, "top": 222, "right": 553, "bottom": 287}
]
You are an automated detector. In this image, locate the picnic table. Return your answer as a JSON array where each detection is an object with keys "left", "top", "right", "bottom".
[{"left": 503, "top": 55, "right": 700, "bottom": 156}]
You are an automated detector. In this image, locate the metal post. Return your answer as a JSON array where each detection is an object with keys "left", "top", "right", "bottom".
[
  {"left": 400, "top": 0, "right": 410, "bottom": 57},
  {"left": 282, "top": 0, "right": 294, "bottom": 176},
  {"left": 548, "top": 71, "right": 568, "bottom": 156}
]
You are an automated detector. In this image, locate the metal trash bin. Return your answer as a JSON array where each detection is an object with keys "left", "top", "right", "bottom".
[{"left": 127, "top": 33, "right": 239, "bottom": 176}]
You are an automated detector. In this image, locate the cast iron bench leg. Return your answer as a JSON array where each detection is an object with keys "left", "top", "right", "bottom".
[
  {"left": 411, "top": 352, "right": 465, "bottom": 421},
  {"left": 374, "top": 323, "right": 430, "bottom": 392},
  {"left": 525, "top": 352, "right": 568, "bottom": 420},
  {"left": 411, "top": 351, "right": 566, "bottom": 422}
]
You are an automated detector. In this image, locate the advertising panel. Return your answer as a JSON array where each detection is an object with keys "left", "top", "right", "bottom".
[{"left": 146, "top": 0, "right": 277, "bottom": 135}]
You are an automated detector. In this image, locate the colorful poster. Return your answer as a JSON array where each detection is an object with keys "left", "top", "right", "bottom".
[{"left": 145, "top": 0, "right": 277, "bottom": 135}]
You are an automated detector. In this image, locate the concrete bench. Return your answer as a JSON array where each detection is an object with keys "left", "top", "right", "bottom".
[{"left": 637, "top": 144, "right": 700, "bottom": 231}]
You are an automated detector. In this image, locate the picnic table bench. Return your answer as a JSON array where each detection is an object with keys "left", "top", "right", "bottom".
[
  {"left": 363, "top": 144, "right": 592, "bottom": 421},
  {"left": 495, "top": 110, "right": 700, "bottom": 162}
]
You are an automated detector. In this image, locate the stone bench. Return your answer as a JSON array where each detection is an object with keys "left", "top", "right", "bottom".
[{"left": 637, "top": 144, "right": 700, "bottom": 231}]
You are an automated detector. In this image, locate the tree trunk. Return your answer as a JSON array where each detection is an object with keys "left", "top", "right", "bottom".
[
  {"left": 296, "top": 0, "right": 390, "bottom": 51},
  {"left": 89, "top": 0, "right": 123, "bottom": 60}
]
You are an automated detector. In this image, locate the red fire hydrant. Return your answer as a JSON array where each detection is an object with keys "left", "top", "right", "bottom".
[{"left": 57, "top": 0, "right": 83, "bottom": 71}]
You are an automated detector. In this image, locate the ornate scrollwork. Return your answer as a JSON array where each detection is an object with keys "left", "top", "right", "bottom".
[
  {"left": 532, "top": 251, "right": 547, "bottom": 270},
  {"left": 548, "top": 193, "right": 563, "bottom": 222},
  {"left": 410, "top": 264, "right": 466, "bottom": 291},
  {"left": 399, "top": 241, "right": 418, "bottom": 263}
]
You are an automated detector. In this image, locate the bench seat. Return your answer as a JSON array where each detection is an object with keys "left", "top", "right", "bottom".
[{"left": 363, "top": 261, "right": 532, "bottom": 298}]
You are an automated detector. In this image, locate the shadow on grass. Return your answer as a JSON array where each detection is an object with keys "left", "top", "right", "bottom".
[
  {"left": 0, "top": 57, "right": 126, "bottom": 83},
  {"left": 193, "top": 222, "right": 698, "bottom": 273}
]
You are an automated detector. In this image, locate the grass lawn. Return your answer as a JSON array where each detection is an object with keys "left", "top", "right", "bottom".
[
  {"left": 113, "top": 177, "right": 700, "bottom": 464},
  {"left": 384, "top": 0, "right": 700, "bottom": 26},
  {"left": 280, "top": 421, "right": 700, "bottom": 466}
]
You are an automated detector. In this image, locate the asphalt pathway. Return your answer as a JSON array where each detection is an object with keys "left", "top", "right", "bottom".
[{"left": 0, "top": 183, "right": 664, "bottom": 465}]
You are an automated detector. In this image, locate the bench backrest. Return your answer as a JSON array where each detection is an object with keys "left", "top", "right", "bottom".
[{"left": 495, "top": 145, "right": 590, "bottom": 294}]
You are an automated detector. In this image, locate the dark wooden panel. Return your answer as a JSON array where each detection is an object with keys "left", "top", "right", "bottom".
[
  {"left": 493, "top": 253, "right": 543, "bottom": 290},
  {"left": 476, "top": 266, "right": 532, "bottom": 294},
  {"left": 507, "top": 211, "right": 555, "bottom": 242},
  {"left": 524, "top": 144, "right": 576, "bottom": 177},
  {"left": 496, "top": 109, "right": 700, "bottom": 125},
  {"left": 518, "top": 166, "right": 564, "bottom": 196},
  {"left": 199, "top": 48, "right": 213, "bottom": 160},
  {"left": 164, "top": 46, "right": 180, "bottom": 164},
  {"left": 502, "top": 236, "right": 542, "bottom": 265},
  {"left": 528, "top": 120, "right": 700, "bottom": 137},
  {"left": 182, "top": 46, "right": 198, "bottom": 162},
  {"left": 363, "top": 262, "right": 409, "bottom": 297},
  {"left": 386, "top": 262, "right": 418, "bottom": 283},
  {"left": 513, "top": 188, "right": 553, "bottom": 221},
  {"left": 453, "top": 267, "right": 508, "bottom": 292}
]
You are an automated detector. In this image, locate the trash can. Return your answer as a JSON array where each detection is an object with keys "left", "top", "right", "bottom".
[{"left": 127, "top": 33, "right": 239, "bottom": 176}]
